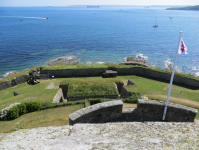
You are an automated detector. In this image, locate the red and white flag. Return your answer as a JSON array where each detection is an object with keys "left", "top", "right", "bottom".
[{"left": 178, "top": 38, "right": 188, "bottom": 54}]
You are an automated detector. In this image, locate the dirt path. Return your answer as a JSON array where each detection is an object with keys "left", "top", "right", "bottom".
[{"left": 147, "top": 94, "right": 199, "bottom": 108}]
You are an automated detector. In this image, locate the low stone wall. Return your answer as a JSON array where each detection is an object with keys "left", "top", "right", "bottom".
[
  {"left": 69, "top": 100, "right": 123, "bottom": 125},
  {"left": 13, "top": 75, "right": 29, "bottom": 85},
  {"left": 52, "top": 88, "right": 65, "bottom": 103},
  {"left": 0, "top": 81, "right": 12, "bottom": 91},
  {"left": 41, "top": 67, "right": 199, "bottom": 88},
  {"left": 69, "top": 99, "right": 198, "bottom": 125},
  {"left": 137, "top": 99, "right": 198, "bottom": 122},
  {"left": 0, "top": 75, "right": 29, "bottom": 91},
  {"left": 120, "top": 86, "right": 130, "bottom": 98}
]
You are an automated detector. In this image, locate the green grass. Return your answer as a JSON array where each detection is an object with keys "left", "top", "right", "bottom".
[
  {"left": 61, "top": 78, "right": 121, "bottom": 98},
  {"left": 0, "top": 69, "right": 30, "bottom": 83},
  {"left": 0, "top": 80, "right": 58, "bottom": 110},
  {"left": 0, "top": 104, "right": 84, "bottom": 133},
  {"left": 1, "top": 75, "right": 199, "bottom": 133},
  {"left": 41, "top": 63, "right": 133, "bottom": 70}
]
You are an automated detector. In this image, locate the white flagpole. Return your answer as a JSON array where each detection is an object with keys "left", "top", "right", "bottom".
[{"left": 162, "top": 31, "right": 183, "bottom": 121}]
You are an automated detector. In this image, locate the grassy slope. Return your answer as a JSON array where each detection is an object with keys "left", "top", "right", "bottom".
[
  {"left": 0, "top": 104, "right": 84, "bottom": 133},
  {"left": 1, "top": 75, "right": 199, "bottom": 133}
]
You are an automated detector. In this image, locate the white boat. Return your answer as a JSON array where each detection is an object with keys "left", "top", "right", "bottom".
[
  {"left": 169, "top": 12, "right": 173, "bottom": 18},
  {"left": 153, "top": 18, "right": 158, "bottom": 27},
  {"left": 153, "top": 24, "right": 158, "bottom": 27}
]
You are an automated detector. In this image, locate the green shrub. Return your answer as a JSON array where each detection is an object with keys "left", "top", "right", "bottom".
[
  {"left": 7, "top": 106, "right": 20, "bottom": 119},
  {"left": 40, "top": 100, "right": 85, "bottom": 110},
  {"left": 17, "top": 103, "right": 27, "bottom": 115},
  {"left": 88, "top": 98, "right": 104, "bottom": 105},
  {"left": 123, "top": 91, "right": 141, "bottom": 104},
  {"left": 24, "top": 101, "right": 42, "bottom": 113}
]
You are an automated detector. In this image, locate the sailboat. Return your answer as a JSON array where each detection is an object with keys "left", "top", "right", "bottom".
[
  {"left": 169, "top": 12, "right": 173, "bottom": 18},
  {"left": 153, "top": 18, "right": 158, "bottom": 27}
]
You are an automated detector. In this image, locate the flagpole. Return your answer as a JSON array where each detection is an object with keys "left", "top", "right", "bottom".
[{"left": 162, "top": 31, "right": 183, "bottom": 121}]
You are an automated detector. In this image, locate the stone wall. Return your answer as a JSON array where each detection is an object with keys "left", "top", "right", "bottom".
[
  {"left": 59, "top": 85, "right": 69, "bottom": 98},
  {"left": 69, "top": 100, "right": 123, "bottom": 125},
  {"left": 0, "top": 81, "right": 12, "bottom": 91},
  {"left": 137, "top": 99, "right": 198, "bottom": 122},
  {"left": 40, "top": 67, "right": 199, "bottom": 88},
  {"left": 13, "top": 75, "right": 29, "bottom": 85},
  {"left": 52, "top": 88, "right": 65, "bottom": 103},
  {"left": 120, "top": 86, "right": 130, "bottom": 98},
  {"left": 0, "top": 75, "right": 29, "bottom": 91},
  {"left": 69, "top": 99, "right": 198, "bottom": 125}
]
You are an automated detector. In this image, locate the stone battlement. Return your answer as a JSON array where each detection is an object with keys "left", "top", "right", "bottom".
[{"left": 69, "top": 99, "right": 198, "bottom": 125}]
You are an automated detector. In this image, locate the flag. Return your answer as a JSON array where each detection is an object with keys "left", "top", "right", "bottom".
[{"left": 178, "top": 38, "right": 188, "bottom": 54}]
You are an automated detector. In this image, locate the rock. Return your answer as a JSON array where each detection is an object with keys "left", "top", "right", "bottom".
[
  {"left": 13, "top": 91, "right": 20, "bottom": 96},
  {"left": 127, "top": 80, "right": 137, "bottom": 86},
  {"left": 102, "top": 70, "right": 117, "bottom": 78},
  {"left": 126, "top": 56, "right": 135, "bottom": 61},
  {"left": 14, "top": 128, "right": 18, "bottom": 131},
  {"left": 0, "top": 103, "right": 20, "bottom": 119}
]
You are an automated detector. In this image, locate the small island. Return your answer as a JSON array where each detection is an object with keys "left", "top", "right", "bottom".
[{"left": 166, "top": 5, "right": 199, "bottom": 11}]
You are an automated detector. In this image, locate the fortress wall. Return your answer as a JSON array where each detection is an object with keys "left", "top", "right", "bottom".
[
  {"left": 69, "top": 100, "right": 198, "bottom": 125},
  {"left": 69, "top": 100, "right": 123, "bottom": 125},
  {"left": 0, "top": 75, "right": 29, "bottom": 91},
  {"left": 120, "top": 86, "right": 130, "bottom": 98},
  {"left": 0, "top": 81, "right": 12, "bottom": 91},
  {"left": 41, "top": 67, "right": 199, "bottom": 87},
  {"left": 13, "top": 75, "right": 29, "bottom": 85},
  {"left": 137, "top": 99, "right": 198, "bottom": 122}
]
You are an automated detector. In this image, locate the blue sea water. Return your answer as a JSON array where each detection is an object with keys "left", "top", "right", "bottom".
[{"left": 0, "top": 6, "right": 199, "bottom": 78}]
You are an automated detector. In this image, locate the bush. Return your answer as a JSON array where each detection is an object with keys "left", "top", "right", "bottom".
[
  {"left": 24, "top": 101, "right": 42, "bottom": 113},
  {"left": 123, "top": 91, "right": 141, "bottom": 104},
  {"left": 7, "top": 106, "right": 19, "bottom": 119},
  {"left": 17, "top": 103, "right": 27, "bottom": 115},
  {"left": 88, "top": 98, "right": 104, "bottom": 105}
]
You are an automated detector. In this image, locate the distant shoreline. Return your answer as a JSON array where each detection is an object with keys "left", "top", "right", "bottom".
[{"left": 166, "top": 5, "right": 199, "bottom": 11}]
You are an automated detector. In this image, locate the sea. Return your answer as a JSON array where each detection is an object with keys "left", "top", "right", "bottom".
[{"left": 0, "top": 6, "right": 199, "bottom": 79}]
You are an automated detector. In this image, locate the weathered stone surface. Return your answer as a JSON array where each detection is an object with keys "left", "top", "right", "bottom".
[
  {"left": 46, "top": 82, "right": 54, "bottom": 89},
  {"left": 0, "top": 103, "right": 21, "bottom": 120},
  {"left": 127, "top": 79, "right": 137, "bottom": 86},
  {"left": 69, "top": 100, "right": 123, "bottom": 125},
  {"left": 69, "top": 100, "right": 198, "bottom": 124},
  {"left": 137, "top": 99, "right": 198, "bottom": 122},
  {"left": 1, "top": 121, "right": 199, "bottom": 149},
  {"left": 102, "top": 70, "right": 117, "bottom": 78},
  {"left": 0, "top": 80, "right": 12, "bottom": 91},
  {"left": 40, "top": 67, "right": 199, "bottom": 87},
  {"left": 52, "top": 88, "right": 65, "bottom": 103},
  {"left": 13, "top": 91, "right": 20, "bottom": 96},
  {"left": 120, "top": 85, "right": 130, "bottom": 98}
]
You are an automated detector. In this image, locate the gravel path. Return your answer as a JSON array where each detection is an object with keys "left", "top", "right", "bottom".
[{"left": 1, "top": 121, "right": 199, "bottom": 150}]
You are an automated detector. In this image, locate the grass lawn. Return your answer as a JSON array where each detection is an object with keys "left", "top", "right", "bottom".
[
  {"left": 1, "top": 75, "right": 199, "bottom": 133},
  {"left": 0, "top": 104, "right": 84, "bottom": 133},
  {"left": 61, "top": 78, "right": 121, "bottom": 98}
]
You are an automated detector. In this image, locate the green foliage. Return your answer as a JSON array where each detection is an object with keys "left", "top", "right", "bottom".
[
  {"left": 24, "top": 101, "right": 42, "bottom": 113},
  {"left": 123, "top": 90, "right": 141, "bottom": 104},
  {"left": 40, "top": 100, "right": 85, "bottom": 110},
  {"left": 17, "top": 103, "right": 27, "bottom": 115},
  {"left": 88, "top": 98, "right": 104, "bottom": 105},
  {"left": 28, "top": 69, "right": 36, "bottom": 75},
  {"left": 7, "top": 106, "right": 19, "bottom": 119}
]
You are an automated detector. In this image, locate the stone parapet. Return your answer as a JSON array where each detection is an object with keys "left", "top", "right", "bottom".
[
  {"left": 137, "top": 99, "right": 198, "bottom": 122},
  {"left": 69, "top": 100, "right": 123, "bottom": 125}
]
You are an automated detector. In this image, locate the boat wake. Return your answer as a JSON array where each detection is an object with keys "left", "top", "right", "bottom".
[{"left": 1, "top": 16, "right": 47, "bottom": 19}]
